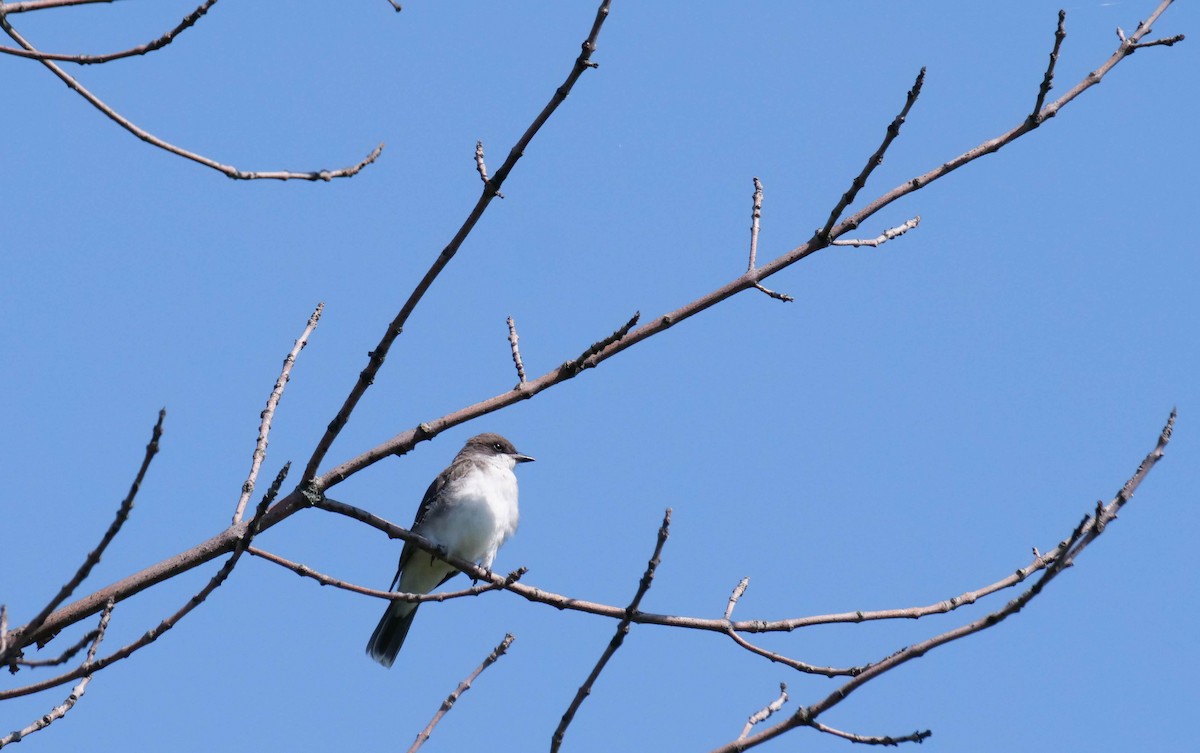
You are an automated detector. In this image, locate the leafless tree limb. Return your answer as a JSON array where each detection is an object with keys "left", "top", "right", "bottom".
[
  {"left": 2, "top": 0, "right": 1181, "bottom": 682},
  {"left": 10, "top": 630, "right": 96, "bottom": 670},
  {"left": 0, "top": 15, "right": 383, "bottom": 180},
  {"left": 406, "top": 634, "right": 514, "bottom": 753},
  {"left": 0, "top": 0, "right": 218, "bottom": 64},
  {"left": 713, "top": 410, "right": 1175, "bottom": 753},
  {"left": 299, "top": 0, "right": 613, "bottom": 484},
  {"left": 804, "top": 720, "right": 932, "bottom": 747},
  {"left": 247, "top": 545, "right": 525, "bottom": 604},
  {"left": 506, "top": 316, "right": 527, "bottom": 386},
  {"left": 0, "top": 465, "right": 285, "bottom": 701},
  {"left": 830, "top": 217, "right": 921, "bottom": 248},
  {"left": 745, "top": 177, "right": 792, "bottom": 301},
  {"left": 551, "top": 509, "right": 671, "bottom": 753},
  {"left": 0, "top": 410, "right": 163, "bottom": 668},
  {"left": 562, "top": 311, "right": 640, "bottom": 375},
  {"left": 0, "top": 600, "right": 112, "bottom": 749},
  {"left": 474, "top": 140, "right": 503, "bottom": 198},
  {"left": 0, "top": 0, "right": 110, "bottom": 13},
  {"left": 723, "top": 577, "right": 749, "bottom": 620},
  {"left": 1030, "top": 10, "right": 1067, "bottom": 123},
  {"left": 233, "top": 303, "right": 323, "bottom": 523},
  {"left": 738, "top": 683, "right": 788, "bottom": 741},
  {"left": 818, "top": 67, "right": 925, "bottom": 242}
]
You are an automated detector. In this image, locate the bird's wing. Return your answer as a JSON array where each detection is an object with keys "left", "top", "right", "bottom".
[{"left": 388, "top": 458, "right": 475, "bottom": 590}]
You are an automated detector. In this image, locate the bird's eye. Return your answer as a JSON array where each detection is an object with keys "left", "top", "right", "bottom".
[{"left": 493, "top": 442, "right": 504, "bottom": 451}]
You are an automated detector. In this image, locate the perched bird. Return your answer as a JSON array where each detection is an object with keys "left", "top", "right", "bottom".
[{"left": 366, "top": 432, "right": 534, "bottom": 667}]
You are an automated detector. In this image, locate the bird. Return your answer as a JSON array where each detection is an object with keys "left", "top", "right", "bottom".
[{"left": 366, "top": 432, "right": 534, "bottom": 667}]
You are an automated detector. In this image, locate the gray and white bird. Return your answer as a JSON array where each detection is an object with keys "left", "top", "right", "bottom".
[{"left": 366, "top": 432, "right": 534, "bottom": 667}]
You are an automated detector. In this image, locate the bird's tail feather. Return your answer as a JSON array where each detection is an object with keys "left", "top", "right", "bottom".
[{"left": 366, "top": 602, "right": 419, "bottom": 668}]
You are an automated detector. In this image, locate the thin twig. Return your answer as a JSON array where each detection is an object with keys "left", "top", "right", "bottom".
[
  {"left": 233, "top": 303, "right": 323, "bottom": 523},
  {"left": 0, "top": 0, "right": 111, "bottom": 12},
  {"left": 724, "top": 628, "right": 861, "bottom": 677},
  {"left": 12, "top": 2, "right": 1183, "bottom": 650},
  {"left": 747, "top": 177, "right": 764, "bottom": 270},
  {"left": 248, "top": 545, "right": 525, "bottom": 603},
  {"left": 2, "top": 410, "right": 163, "bottom": 664},
  {"left": 551, "top": 509, "right": 671, "bottom": 753},
  {"left": 818, "top": 68, "right": 925, "bottom": 242},
  {"left": 0, "top": 466, "right": 285, "bottom": 701},
  {"left": 1030, "top": 10, "right": 1068, "bottom": 123},
  {"left": 1130, "top": 33, "right": 1184, "bottom": 49},
  {"left": 0, "top": 16, "right": 383, "bottom": 180},
  {"left": 714, "top": 411, "right": 1175, "bottom": 753},
  {"left": 561, "top": 311, "right": 640, "bottom": 376},
  {"left": 299, "top": 0, "right": 613, "bottom": 484},
  {"left": 724, "top": 577, "right": 749, "bottom": 620},
  {"left": 805, "top": 720, "right": 931, "bottom": 747},
  {"left": 11, "top": 630, "right": 97, "bottom": 669},
  {"left": 507, "top": 316, "right": 527, "bottom": 385},
  {"left": 474, "top": 141, "right": 503, "bottom": 198},
  {"left": 746, "top": 177, "right": 791, "bottom": 300},
  {"left": 406, "top": 634, "right": 515, "bottom": 753},
  {"left": 0, "top": 600, "right": 113, "bottom": 749},
  {"left": 739, "top": 683, "right": 788, "bottom": 741},
  {"left": 0, "top": 0, "right": 218, "bottom": 64},
  {"left": 830, "top": 216, "right": 921, "bottom": 248}
]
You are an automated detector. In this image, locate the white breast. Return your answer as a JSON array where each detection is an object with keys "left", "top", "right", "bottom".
[{"left": 420, "top": 458, "right": 520, "bottom": 569}]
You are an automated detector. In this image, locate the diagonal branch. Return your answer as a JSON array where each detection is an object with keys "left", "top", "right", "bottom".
[
  {"left": 248, "top": 545, "right": 525, "bottom": 603},
  {"left": 0, "top": 600, "right": 114, "bottom": 749},
  {"left": 817, "top": 67, "right": 925, "bottom": 242},
  {"left": 300, "top": 0, "right": 613, "bottom": 484},
  {"left": 0, "top": 0, "right": 218, "bottom": 64},
  {"left": 551, "top": 509, "right": 671, "bottom": 753},
  {"left": 0, "top": 16, "right": 383, "bottom": 180},
  {"left": 712, "top": 411, "right": 1175, "bottom": 753},
  {"left": 7, "top": 1, "right": 1182, "bottom": 655},
  {"left": 406, "top": 634, "right": 515, "bottom": 753},
  {"left": 1029, "top": 10, "right": 1068, "bottom": 123},
  {"left": 0, "top": 464, "right": 287, "bottom": 701},
  {"left": 0, "top": 410, "right": 163, "bottom": 666},
  {"left": 233, "top": 303, "right": 323, "bottom": 523}
]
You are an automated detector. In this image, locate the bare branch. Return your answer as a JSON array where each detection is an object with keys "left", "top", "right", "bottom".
[
  {"left": 406, "top": 634, "right": 515, "bottom": 753},
  {"left": 0, "top": 600, "right": 112, "bottom": 749},
  {"left": 562, "top": 311, "right": 640, "bottom": 376},
  {"left": 0, "top": 466, "right": 285, "bottom": 701},
  {"left": 830, "top": 216, "right": 920, "bottom": 248},
  {"left": 747, "top": 177, "right": 764, "bottom": 270},
  {"left": 804, "top": 720, "right": 932, "bottom": 747},
  {"left": 11, "top": 630, "right": 96, "bottom": 669},
  {"left": 1130, "top": 33, "right": 1184, "bottom": 49},
  {"left": 300, "top": 0, "right": 613, "bottom": 484},
  {"left": 0, "top": 16, "right": 383, "bottom": 180},
  {"left": 713, "top": 411, "right": 1175, "bottom": 753},
  {"left": 818, "top": 67, "right": 925, "bottom": 242},
  {"left": 248, "top": 545, "right": 525, "bottom": 603},
  {"left": 723, "top": 577, "right": 749, "bottom": 620},
  {"left": 2, "top": 410, "right": 163, "bottom": 664},
  {"left": 506, "top": 316, "right": 527, "bottom": 386},
  {"left": 0, "top": 0, "right": 218, "bottom": 64},
  {"left": 551, "top": 509, "right": 671, "bottom": 753},
  {"left": 8, "top": 2, "right": 1182, "bottom": 656},
  {"left": 739, "top": 683, "right": 788, "bottom": 741},
  {"left": 724, "top": 628, "right": 861, "bottom": 677},
  {"left": 233, "top": 303, "right": 323, "bottom": 523},
  {"left": 474, "top": 141, "right": 503, "bottom": 198},
  {"left": 0, "top": 0, "right": 111, "bottom": 13},
  {"left": 1030, "top": 10, "right": 1068, "bottom": 123}
]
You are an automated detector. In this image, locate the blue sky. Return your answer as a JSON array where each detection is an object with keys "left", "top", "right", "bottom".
[{"left": 2, "top": 1, "right": 1196, "bottom": 751}]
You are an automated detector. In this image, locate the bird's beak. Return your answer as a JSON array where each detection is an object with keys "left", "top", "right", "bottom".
[{"left": 513, "top": 453, "right": 535, "bottom": 463}]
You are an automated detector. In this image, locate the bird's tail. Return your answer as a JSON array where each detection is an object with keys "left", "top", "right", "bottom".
[{"left": 366, "top": 601, "right": 419, "bottom": 668}]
